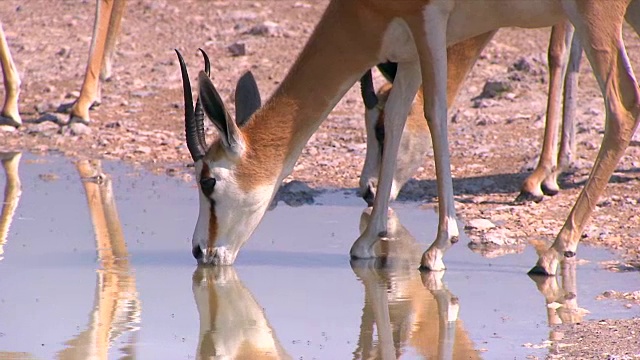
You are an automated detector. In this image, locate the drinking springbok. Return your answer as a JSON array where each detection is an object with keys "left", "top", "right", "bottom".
[{"left": 177, "top": 0, "right": 640, "bottom": 276}]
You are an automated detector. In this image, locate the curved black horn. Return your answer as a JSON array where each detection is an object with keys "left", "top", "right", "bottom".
[
  {"left": 360, "top": 69, "right": 378, "bottom": 110},
  {"left": 175, "top": 49, "right": 206, "bottom": 161},
  {"left": 198, "top": 48, "right": 211, "bottom": 77},
  {"left": 193, "top": 48, "right": 211, "bottom": 151}
]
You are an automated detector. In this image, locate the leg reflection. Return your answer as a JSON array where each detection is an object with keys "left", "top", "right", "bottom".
[
  {"left": 0, "top": 151, "right": 21, "bottom": 261},
  {"left": 529, "top": 257, "right": 588, "bottom": 347},
  {"left": 352, "top": 208, "right": 480, "bottom": 360},
  {"left": 57, "top": 160, "right": 140, "bottom": 359}
]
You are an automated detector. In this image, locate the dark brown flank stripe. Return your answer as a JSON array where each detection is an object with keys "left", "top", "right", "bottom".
[{"left": 200, "top": 163, "right": 218, "bottom": 251}]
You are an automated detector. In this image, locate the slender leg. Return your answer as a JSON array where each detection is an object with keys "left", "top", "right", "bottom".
[
  {"left": 350, "top": 61, "right": 422, "bottom": 259},
  {"left": 69, "top": 0, "right": 124, "bottom": 124},
  {"left": 359, "top": 79, "right": 385, "bottom": 206},
  {"left": 412, "top": 5, "right": 457, "bottom": 271},
  {"left": 555, "top": 33, "right": 582, "bottom": 178},
  {"left": 532, "top": 0, "right": 640, "bottom": 275},
  {"left": 518, "top": 22, "right": 574, "bottom": 203},
  {"left": 0, "top": 23, "right": 21, "bottom": 127},
  {"left": 100, "top": 0, "right": 126, "bottom": 81}
]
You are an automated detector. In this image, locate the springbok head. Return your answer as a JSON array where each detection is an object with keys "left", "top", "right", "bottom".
[{"left": 176, "top": 49, "right": 265, "bottom": 265}]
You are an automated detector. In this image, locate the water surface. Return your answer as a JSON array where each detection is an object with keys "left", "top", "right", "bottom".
[{"left": 0, "top": 153, "right": 638, "bottom": 359}]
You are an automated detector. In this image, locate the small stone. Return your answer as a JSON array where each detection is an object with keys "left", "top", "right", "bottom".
[
  {"left": 227, "top": 42, "right": 246, "bottom": 57},
  {"left": 273, "top": 180, "right": 318, "bottom": 207},
  {"left": 245, "top": 21, "right": 283, "bottom": 37},
  {"left": 38, "top": 173, "right": 59, "bottom": 182},
  {"left": 134, "top": 145, "right": 152, "bottom": 154},
  {"left": 66, "top": 91, "right": 80, "bottom": 99},
  {"left": 67, "top": 122, "right": 92, "bottom": 136},
  {"left": 511, "top": 57, "right": 532, "bottom": 72},
  {"left": 34, "top": 102, "right": 57, "bottom": 114},
  {"left": 56, "top": 46, "right": 71, "bottom": 57},
  {"left": 29, "top": 120, "right": 60, "bottom": 135},
  {"left": 0, "top": 125, "right": 17, "bottom": 132},
  {"left": 227, "top": 10, "right": 258, "bottom": 20},
  {"left": 466, "top": 218, "right": 496, "bottom": 230},
  {"left": 131, "top": 90, "right": 155, "bottom": 98},
  {"left": 476, "top": 79, "right": 513, "bottom": 99}
]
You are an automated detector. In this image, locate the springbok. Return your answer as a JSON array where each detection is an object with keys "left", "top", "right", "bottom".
[
  {"left": 0, "top": 151, "right": 21, "bottom": 260},
  {"left": 352, "top": 208, "right": 480, "bottom": 359},
  {"left": 177, "top": 0, "right": 640, "bottom": 276},
  {"left": 0, "top": 0, "right": 126, "bottom": 126},
  {"left": 57, "top": 159, "right": 140, "bottom": 359},
  {"left": 192, "top": 266, "right": 291, "bottom": 359}
]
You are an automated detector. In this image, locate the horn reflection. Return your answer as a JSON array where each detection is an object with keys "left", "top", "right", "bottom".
[
  {"left": 351, "top": 208, "right": 480, "bottom": 360},
  {"left": 192, "top": 265, "right": 291, "bottom": 360},
  {"left": 57, "top": 160, "right": 141, "bottom": 359}
]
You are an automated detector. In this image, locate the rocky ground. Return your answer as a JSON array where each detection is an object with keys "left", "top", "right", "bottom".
[{"left": 1, "top": 1, "right": 639, "bottom": 358}]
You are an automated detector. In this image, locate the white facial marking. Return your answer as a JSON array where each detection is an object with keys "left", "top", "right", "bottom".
[{"left": 192, "top": 158, "right": 276, "bottom": 264}]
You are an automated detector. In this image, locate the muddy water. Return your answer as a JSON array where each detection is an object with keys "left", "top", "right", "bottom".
[{"left": 0, "top": 153, "right": 638, "bottom": 359}]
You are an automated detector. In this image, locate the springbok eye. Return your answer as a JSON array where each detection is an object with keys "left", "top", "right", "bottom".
[{"left": 200, "top": 177, "right": 216, "bottom": 196}]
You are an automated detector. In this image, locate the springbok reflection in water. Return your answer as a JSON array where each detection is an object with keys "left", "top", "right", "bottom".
[
  {"left": 192, "top": 266, "right": 291, "bottom": 360},
  {"left": 56, "top": 160, "right": 141, "bottom": 359},
  {"left": 0, "top": 151, "right": 21, "bottom": 261},
  {"left": 351, "top": 208, "right": 480, "bottom": 360},
  {"left": 529, "top": 257, "right": 589, "bottom": 353},
  {"left": 0, "top": 153, "right": 29, "bottom": 360}
]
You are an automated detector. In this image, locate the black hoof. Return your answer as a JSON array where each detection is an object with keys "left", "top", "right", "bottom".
[
  {"left": 0, "top": 115, "right": 21, "bottom": 128},
  {"left": 541, "top": 183, "right": 559, "bottom": 196},
  {"left": 527, "top": 265, "right": 554, "bottom": 276},
  {"left": 418, "top": 264, "right": 435, "bottom": 273},
  {"left": 362, "top": 186, "right": 375, "bottom": 207},
  {"left": 514, "top": 191, "right": 543, "bottom": 204},
  {"left": 192, "top": 245, "right": 203, "bottom": 261},
  {"left": 68, "top": 114, "right": 90, "bottom": 125}
]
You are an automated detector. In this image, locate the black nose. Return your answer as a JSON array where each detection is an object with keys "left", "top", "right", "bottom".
[
  {"left": 362, "top": 186, "right": 375, "bottom": 207},
  {"left": 192, "top": 245, "right": 203, "bottom": 261}
]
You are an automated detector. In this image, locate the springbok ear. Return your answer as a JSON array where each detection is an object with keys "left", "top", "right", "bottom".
[
  {"left": 359, "top": 69, "right": 378, "bottom": 110},
  {"left": 235, "top": 71, "right": 261, "bottom": 127},
  {"left": 198, "top": 71, "right": 245, "bottom": 156}
]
